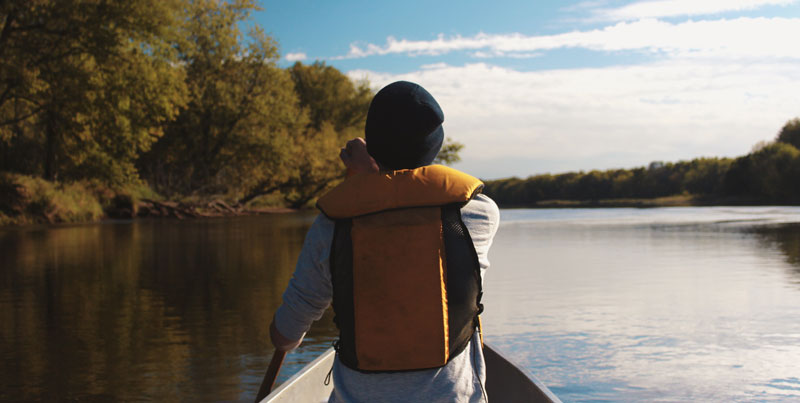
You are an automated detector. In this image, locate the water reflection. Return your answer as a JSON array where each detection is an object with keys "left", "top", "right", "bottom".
[
  {"left": 753, "top": 223, "right": 800, "bottom": 285},
  {"left": 0, "top": 215, "right": 337, "bottom": 402},
  {"left": 2, "top": 208, "right": 800, "bottom": 402},
  {"left": 484, "top": 208, "right": 800, "bottom": 402}
]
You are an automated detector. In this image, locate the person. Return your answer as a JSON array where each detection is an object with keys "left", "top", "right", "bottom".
[{"left": 269, "top": 81, "right": 500, "bottom": 403}]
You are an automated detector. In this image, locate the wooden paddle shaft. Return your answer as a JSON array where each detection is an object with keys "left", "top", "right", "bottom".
[{"left": 255, "top": 350, "right": 287, "bottom": 403}]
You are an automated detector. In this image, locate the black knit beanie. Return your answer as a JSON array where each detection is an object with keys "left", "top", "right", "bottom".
[{"left": 365, "top": 81, "right": 444, "bottom": 170}]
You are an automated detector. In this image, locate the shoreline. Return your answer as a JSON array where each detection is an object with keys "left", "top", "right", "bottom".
[
  {"left": 497, "top": 195, "right": 774, "bottom": 209},
  {"left": 3, "top": 193, "right": 794, "bottom": 229},
  {"left": 0, "top": 197, "right": 303, "bottom": 228},
  {"left": 0, "top": 172, "right": 308, "bottom": 228},
  {"left": 121, "top": 198, "right": 300, "bottom": 220}
]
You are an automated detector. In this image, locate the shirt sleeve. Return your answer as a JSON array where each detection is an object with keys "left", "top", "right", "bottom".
[
  {"left": 273, "top": 214, "right": 335, "bottom": 341},
  {"left": 460, "top": 193, "right": 501, "bottom": 280}
]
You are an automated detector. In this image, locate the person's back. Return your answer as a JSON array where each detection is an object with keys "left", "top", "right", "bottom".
[{"left": 270, "top": 81, "right": 500, "bottom": 402}]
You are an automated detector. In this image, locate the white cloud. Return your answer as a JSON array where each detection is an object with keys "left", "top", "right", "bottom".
[
  {"left": 504, "top": 52, "right": 544, "bottom": 59},
  {"left": 470, "top": 51, "right": 543, "bottom": 59},
  {"left": 420, "top": 62, "right": 450, "bottom": 70},
  {"left": 596, "top": 0, "right": 797, "bottom": 21},
  {"left": 284, "top": 52, "right": 307, "bottom": 62},
  {"left": 348, "top": 61, "right": 800, "bottom": 178},
  {"left": 338, "top": 17, "right": 800, "bottom": 61}
]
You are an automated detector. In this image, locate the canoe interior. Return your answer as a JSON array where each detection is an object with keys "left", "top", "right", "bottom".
[
  {"left": 261, "top": 348, "right": 335, "bottom": 403},
  {"left": 483, "top": 344, "right": 561, "bottom": 403},
  {"left": 261, "top": 343, "right": 561, "bottom": 402}
]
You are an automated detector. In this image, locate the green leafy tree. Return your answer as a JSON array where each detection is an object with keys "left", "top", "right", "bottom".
[
  {"left": 434, "top": 138, "right": 464, "bottom": 165},
  {"left": 777, "top": 118, "right": 800, "bottom": 150},
  {"left": 683, "top": 158, "right": 731, "bottom": 195},
  {"left": 273, "top": 123, "right": 343, "bottom": 208},
  {"left": 0, "top": 0, "right": 187, "bottom": 184},
  {"left": 289, "top": 62, "right": 372, "bottom": 133},
  {"left": 140, "top": 0, "right": 303, "bottom": 197},
  {"left": 724, "top": 142, "right": 800, "bottom": 202},
  {"left": 239, "top": 61, "right": 374, "bottom": 207},
  {"left": 731, "top": 143, "right": 800, "bottom": 202}
]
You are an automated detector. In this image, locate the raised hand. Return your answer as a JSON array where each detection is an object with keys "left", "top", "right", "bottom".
[{"left": 340, "top": 137, "right": 379, "bottom": 176}]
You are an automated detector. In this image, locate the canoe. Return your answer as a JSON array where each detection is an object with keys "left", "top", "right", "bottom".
[{"left": 261, "top": 342, "right": 562, "bottom": 403}]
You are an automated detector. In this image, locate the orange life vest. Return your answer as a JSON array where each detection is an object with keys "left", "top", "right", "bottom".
[{"left": 317, "top": 165, "right": 485, "bottom": 372}]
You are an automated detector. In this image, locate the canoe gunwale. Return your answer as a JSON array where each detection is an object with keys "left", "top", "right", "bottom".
[
  {"left": 260, "top": 348, "right": 336, "bottom": 402},
  {"left": 260, "top": 342, "right": 561, "bottom": 402}
]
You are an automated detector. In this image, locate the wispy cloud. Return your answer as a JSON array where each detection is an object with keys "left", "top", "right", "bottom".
[
  {"left": 348, "top": 61, "right": 800, "bottom": 178},
  {"left": 470, "top": 51, "right": 543, "bottom": 59},
  {"left": 284, "top": 52, "right": 307, "bottom": 62},
  {"left": 337, "top": 17, "right": 800, "bottom": 61},
  {"left": 594, "top": 0, "right": 797, "bottom": 21},
  {"left": 420, "top": 62, "right": 450, "bottom": 70}
]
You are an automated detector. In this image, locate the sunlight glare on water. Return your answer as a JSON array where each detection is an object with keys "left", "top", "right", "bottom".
[{"left": 484, "top": 207, "right": 800, "bottom": 402}]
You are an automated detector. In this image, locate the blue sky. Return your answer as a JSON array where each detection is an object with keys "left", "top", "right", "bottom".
[{"left": 255, "top": 0, "right": 800, "bottom": 179}]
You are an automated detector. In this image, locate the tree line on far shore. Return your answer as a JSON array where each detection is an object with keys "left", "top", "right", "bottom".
[{"left": 484, "top": 118, "right": 800, "bottom": 206}]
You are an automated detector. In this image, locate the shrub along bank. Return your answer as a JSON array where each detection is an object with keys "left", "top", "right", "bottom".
[{"left": 0, "top": 173, "right": 153, "bottom": 225}]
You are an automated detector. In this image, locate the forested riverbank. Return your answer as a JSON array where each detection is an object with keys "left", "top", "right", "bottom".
[
  {"left": 1, "top": 1, "right": 798, "bottom": 226},
  {"left": 484, "top": 119, "right": 800, "bottom": 208},
  {"left": 0, "top": 1, "right": 473, "bottom": 226},
  {"left": 0, "top": 1, "right": 462, "bottom": 225},
  {"left": 0, "top": 1, "right": 369, "bottom": 225}
]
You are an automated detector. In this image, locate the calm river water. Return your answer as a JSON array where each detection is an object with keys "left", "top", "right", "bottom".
[{"left": 1, "top": 207, "right": 799, "bottom": 402}]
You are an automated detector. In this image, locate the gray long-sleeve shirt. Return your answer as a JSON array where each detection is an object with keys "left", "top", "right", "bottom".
[{"left": 274, "top": 194, "right": 500, "bottom": 403}]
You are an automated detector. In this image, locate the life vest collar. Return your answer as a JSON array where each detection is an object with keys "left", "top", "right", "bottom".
[{"left": 317, "top": 165, "right": 484, "bottom": 219}]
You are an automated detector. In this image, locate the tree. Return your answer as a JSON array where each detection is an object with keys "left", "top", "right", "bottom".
[
  {"left": 289, "top": 62, "right": 372, "bottom": 133},
  {"left": 266, "top": 61, "right": 373, "bottom": 207},
  {"left": 434, "top": 138, "right": 464, "bottom": 165},
  {"left": 0, "top": 0, "right": 187, "bottom": 184},
  {"left": 746, "top": 143, "right": 800, "bottom": 201},
  {"left": 724, "top": 142, "right": 800, "bottom": 202},
  {"left": 140, "top": 0, "right": 303, "bottom": 197},
  {"left": 239, "top": 61, "right": 376, "bottom": 207},
  {"left": 683, "top": 158, "right": 731, "bottom": 195},
  {"left": 777, "top": 118, "right": 800, "bottom": 150}
]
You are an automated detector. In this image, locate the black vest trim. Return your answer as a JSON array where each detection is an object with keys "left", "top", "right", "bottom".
[
  {"left": 329, "top": 218, "right": 359, "bottom": 369},
  {"left": 441, "top": 205, "right": 483, "bottom": 360}
]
